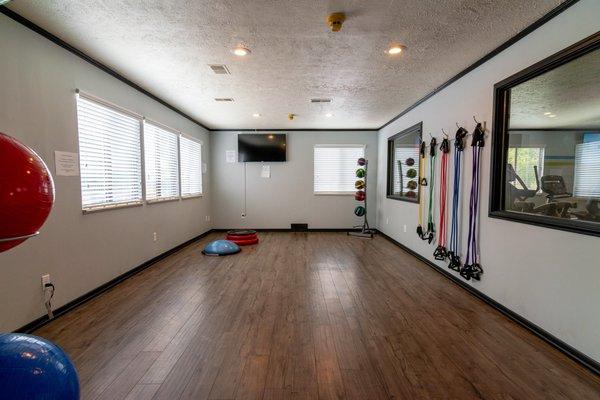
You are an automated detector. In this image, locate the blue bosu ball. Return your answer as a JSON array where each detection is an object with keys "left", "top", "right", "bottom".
[
  {"left": 202, "top": 239, "right": 241, "bottom": 256},
  {"left": 0, "top": 333, "right": 80, "bottom": 400}
]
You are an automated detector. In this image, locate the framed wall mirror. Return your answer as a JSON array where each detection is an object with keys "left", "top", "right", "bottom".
[
  {"left": 490, "top": 32, "right": 600, "bottom": 236},
  {"left": 387, "top": 122, "right": 422, "bottom": 203}
]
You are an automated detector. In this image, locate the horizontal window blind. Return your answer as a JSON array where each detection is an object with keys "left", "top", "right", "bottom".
[
  {"left": 144, "top": 122, "right": 180, "bottom": 201},
  {"left": 76, "top": 95, "right": 143, "bottom": 211},
  {"left": 180, "top": 135, "right": 203, "bottom": 196},
  {"left": 574, "top": 141, "right": 600, "bottom": 198},
  {"left": 314, "top": 145, "right": 365, "bottom": 193}
]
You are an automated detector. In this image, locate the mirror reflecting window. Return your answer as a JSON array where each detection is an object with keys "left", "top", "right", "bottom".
[
  {"left": 491, "top": 34, "right": 600, "bottom": 235},
  {"left": 387, "top": 122, "right": 422, "bottom": 202}
]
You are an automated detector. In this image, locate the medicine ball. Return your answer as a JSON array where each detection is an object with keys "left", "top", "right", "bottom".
[
  {"left": 354, "top": 205, "right": 366, "bottom": 217},
  {"left": 355, "top": 190, "right": 365, "bottom": 201},
  {"left": 355, "top": 180, "right": 365, "bottom": 190},
  {"left": 357, "top": 157, "right": 366, "bottom": 166},
  {"left": 356, "top": 168, "right": 365, "bottom": 178},
  {"left": 406, "top": 168, "right": 417, "bottom": 178},
  {"left": 405, "top": 157, "right": 415, "bottom": 166},
  {"left": 407, "top": 180, "right": 417, "bottom": 190}
]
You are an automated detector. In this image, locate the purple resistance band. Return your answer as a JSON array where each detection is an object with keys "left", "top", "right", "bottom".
[{"left": 462, "top": 123, "right": 484, "bottom": 280}]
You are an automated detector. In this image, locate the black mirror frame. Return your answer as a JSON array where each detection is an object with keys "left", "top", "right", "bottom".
[
  {"left": 386, "top": 122, "right": 423, "bottom": 203},
  {"left": 489, "top": 32, "right": 600, "bottom": 237}
]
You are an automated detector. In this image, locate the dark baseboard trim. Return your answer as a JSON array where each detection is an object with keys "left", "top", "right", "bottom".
[
  {"left": 0, "top": 5, "right": 211, "bottom": 131},
  {"left": 213, "top": 228, "right": 362, "bottom": 232},
  {"left": 15, "top": 229, "right": 214, "bottom": 334},
  {"left": 377, "top": 231, "right": 600, "bottom": 377},
  {"left": 378, "top": 0, "right": 580, "bottom": 130}
]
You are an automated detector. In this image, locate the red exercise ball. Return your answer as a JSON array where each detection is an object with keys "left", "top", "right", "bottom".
[
  {"left": 355, "top": 191, "right": 365, "bottom": 201},
  {"left": 0, "top": 132, "right": 55, "bottom": 253}
]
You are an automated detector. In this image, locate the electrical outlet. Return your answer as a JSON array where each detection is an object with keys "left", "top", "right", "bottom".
[
  {"left": 41, "top": 274, "right": 51, "bottom": 289},
  {"left": 241, "top": 212, "right": 246, "bottom": 218},
  {"left": 153, "top": 232, "right": 158, "bottom": 242},
  {"left": 403, "top": 224, "right": 407, "bottom": 233},
  {"left": 205, "top": 215, "right": 211, "bottom": 222}
]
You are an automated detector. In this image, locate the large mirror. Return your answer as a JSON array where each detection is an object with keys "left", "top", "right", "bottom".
[
  {"left": 490, "top": 33, "right": 600, "bottom": 236},
  {"left": 386, "top": 122, "right": 422, "bottom": 203}
]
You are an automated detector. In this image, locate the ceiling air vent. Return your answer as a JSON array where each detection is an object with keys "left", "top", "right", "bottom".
[
  {"left": 214, "top": 98, "right": 234, "bottom": 102},
  {"left": 310, "top": 98, "right": 332, "bottom": 103},
  {"left": 208, "top": 64, "right": 231, "bottom": 75}
]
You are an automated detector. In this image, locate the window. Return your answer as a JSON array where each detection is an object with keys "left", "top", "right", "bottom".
[
  {"left": 573, "top": 137, "right": 600, "bottom": 198},
  {"left": 490, "top": 35, "right": 600, "bottom": 236},
  {"left": 144, "top": 122, "right": 180, "bottom": 202},
  {"left": 386, "top": 122, "right": 422, "bottom": 203},
  {"left": 507, "top": 147, "right": 545, "bottom": 191},
  {"left": 314, "top": 145, "right": 365, "bottom": 194},
  {"left": 180, "top": 135, "right": 203, "bottom": 197},
  {"left": 76, "top": 94, "right": 143, "bottom": 211}
]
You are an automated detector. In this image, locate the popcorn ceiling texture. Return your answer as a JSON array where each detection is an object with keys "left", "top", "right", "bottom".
[{"left": 6, "top": 0, "right": 563, "bottom": 129}]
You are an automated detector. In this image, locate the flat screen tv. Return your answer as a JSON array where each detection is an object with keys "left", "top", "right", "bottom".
[{"left": 238, "top": 133, "right": 287, "bottom": 162}]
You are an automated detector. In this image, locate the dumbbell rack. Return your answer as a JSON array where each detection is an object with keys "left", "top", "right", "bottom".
[{"left": 349, "top": 159, "right": 375, "bottom": 239}]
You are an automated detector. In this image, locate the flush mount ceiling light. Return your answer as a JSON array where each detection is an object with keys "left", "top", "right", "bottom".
[
  {"left": 232, "top": 46, "right": 251, "bottom": 56},
  {"left": 325, "top": 113, "right": 333, "bottom": 118},
  {"left": 543, "top": 112, "right": 552, "bottom": 115},
  {"left": 548, "top": 114, "right": 557, "bottom": 118},
  {"left": 252, "top": 113, "right": 261, "bottom": 117},
  {"left": 386, "top": 44, "right": 406, "bottom": 55}
]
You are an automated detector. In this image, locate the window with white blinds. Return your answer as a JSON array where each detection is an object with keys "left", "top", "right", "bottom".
[
  {"left": 76, "top": 94, "right": 143, "bottom": 211},
  {"left": 314, "top": 145, "right": 365, "bottom": 194},
  {"left": 574, "top": 140, "right": 600, "bottom": 198},
  {"left": 144, "top": 122, "right": 180, "bottom": 201},
  {"left": 180, "top": 135, "right": 203, "bottom": 197}
]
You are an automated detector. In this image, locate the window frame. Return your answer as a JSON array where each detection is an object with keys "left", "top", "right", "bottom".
[
  {"left": 313, "top": 144, "right": 366, "bottom": 195},
  {"left": 76, "top": 91, "right": 144, "bottom": 213},
  {"left": 143, "top": 119, "right": 182, "bottom": 204},
  {"left": 386, "top": 122, "right": 422, "bottom": 203},
  {"left": 179, "top": 133, "right": 204, "bottom": 199},
  {"left": 489, "top": 32, "right": 600, "bottom": 237}
]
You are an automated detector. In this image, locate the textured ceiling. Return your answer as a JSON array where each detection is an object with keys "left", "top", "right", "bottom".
[
  {"left": 6, "top": 0, "right": 564, "bottom": 129},
  {"left": 510, "top": 48, "right": 600, "bottom": 129}
]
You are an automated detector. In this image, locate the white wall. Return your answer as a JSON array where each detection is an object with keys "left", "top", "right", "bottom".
[
  {"left": 376, "top": 0, "right": 600, "bottom": 362},
  {"left": 211, "top": 131, "right": 378, "bottom": 229},
  {"left": 0, "top": 14, "right": 212, "bottom": 331}
]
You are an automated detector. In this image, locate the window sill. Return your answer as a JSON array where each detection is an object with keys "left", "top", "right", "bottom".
[
  {"left": 182, "top": 194, "right": 203, "bottom": 200},
  {"left": 146, "top": 197, "right": 181, "bottom": 204},
  {"left": 314, "top": 192, "right": 355, "bottom": 196},
  {"left": 82, "top": 201, "right": 143, "bottom": 214}
]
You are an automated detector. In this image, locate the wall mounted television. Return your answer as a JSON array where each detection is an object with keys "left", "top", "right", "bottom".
[{"left": 238, "top": 133, "right": 287, "bottom": 162}]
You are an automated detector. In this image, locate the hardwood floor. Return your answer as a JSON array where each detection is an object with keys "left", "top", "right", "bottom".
[{"left": 34, "top": 232, "right": 600, "bottom": 399}]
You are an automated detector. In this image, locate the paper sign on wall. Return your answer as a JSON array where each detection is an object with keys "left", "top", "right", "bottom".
[
  {"left": 261, "top": 165, "right": 271, "bottom": 178},
  {"left": 54, "top": 151, "right": 79, "bottom": 176},
  {"left": 226, "top": 150, "right": 236, "bottom": 163}
]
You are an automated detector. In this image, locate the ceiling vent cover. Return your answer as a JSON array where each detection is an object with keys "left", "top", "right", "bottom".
[
  {"left": 310, "top": 98, "right": 332, "bottom": 103},
  {"left": 208, "top": 64, "right": 231, "bottom": 75},
  {"left": 214, "top": 98, "right": 234, "bottom": 102}
]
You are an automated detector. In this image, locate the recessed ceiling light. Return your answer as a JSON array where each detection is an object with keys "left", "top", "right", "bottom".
[
  {"left": 548, "top": 114, "right": 557, "bottom": 118},
  {"left": 386, "top": 44, "right": 406, "bottom": 55},
  {"left": 232, "top": 46, "right": 251, "bottom": 56},
  {"left": 543, "top": 112, "right": 552, "bottom": 115},
  {"left": 325, "top": 113, "right": 333, "bottom": 118},
  {"left": 252, "top": 113, "right": 261, "bottom": 117}
]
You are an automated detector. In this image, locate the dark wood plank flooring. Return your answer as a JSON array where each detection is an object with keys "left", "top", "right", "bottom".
[{"left": 34, "top": 232, "right": 600, "bottom": 399}]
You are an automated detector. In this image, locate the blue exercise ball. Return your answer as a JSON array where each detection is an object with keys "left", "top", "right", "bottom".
[
  {"left": 0, "top": 333, "right": 80, "bottom": 400},
  {"left": 202, "top": 239, "right": 240, "bottom": 256}
]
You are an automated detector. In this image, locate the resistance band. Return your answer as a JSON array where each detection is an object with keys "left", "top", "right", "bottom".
[
  {"left": 448, "top": 127, "right": 468, "bottom": 271},
  {"left": 461, "top": 123, "right": 485, "bottom": 281},
  {"left": 416, "top": 140, "right": 427, "bottom": 239},
  {"left": 423, "top": 137, "right": 437, "bottom": 243},
  {"left": 433, "top": 136, "right": 450, "bottom": 260}
]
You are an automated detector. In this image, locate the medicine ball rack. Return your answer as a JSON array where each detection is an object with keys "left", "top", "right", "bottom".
[{"left": 349, "top": 158, "right": 376, "bottom": 239}]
